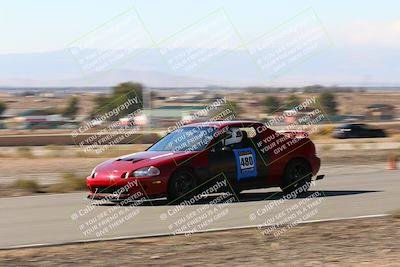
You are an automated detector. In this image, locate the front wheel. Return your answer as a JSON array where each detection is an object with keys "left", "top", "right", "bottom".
[
  {"left": 167, "top": 170, "right": 198, "bottom": 203},
  {"left": 280, "top": 159, "right": 312, "bottom": 196}
]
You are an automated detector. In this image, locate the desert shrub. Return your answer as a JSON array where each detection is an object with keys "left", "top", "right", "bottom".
[
  {"left": 45, "top": 145, "right": 65, "bottom": 157},
  {"left": 320, "top": 144, "right": 334, "bottom": 152},
  {"left": 17, "top": 147, "right": 34, "bottom": 158},
  {"left": 48, "top": 173, "right": 86, "bottom": 193},
  {"left": 75, "top": 150, "right": 88, "bottom": 157},
  {"left": 62, "top": 173, "right": 86, "bottom": 191},
  {"left": 317, "top": 126, "right": 334, "bottom": 136},
  {"left": 14, "top": 179, "right": 40, "bottom": 192}
]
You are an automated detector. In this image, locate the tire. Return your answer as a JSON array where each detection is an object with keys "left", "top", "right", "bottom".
[
  {"left": 167, "top": 170, "right": 198, "bottom": 203},
  {"left": 280, "top": 159, "right": 312, "bottom": 196}
]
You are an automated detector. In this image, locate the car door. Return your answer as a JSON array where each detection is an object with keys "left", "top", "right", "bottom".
[
  {"left": 208, "top": 135, "right": 237, "bottom": 185},
  {"left": 349, "top": 125, "right": 362, "bottom": 138},
  {"left": 360, "top": 125, "right": 376, "bottom": 137},
  {"left": 358, "top": 125, "right": 371, "bottom": 138},
  {"left": 208, "top": 127, "right": 266, "bottom": 188}
]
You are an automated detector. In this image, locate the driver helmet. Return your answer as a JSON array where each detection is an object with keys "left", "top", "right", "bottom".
[{"left": 224, "top": 127, "right": 243, "bottom": 146}]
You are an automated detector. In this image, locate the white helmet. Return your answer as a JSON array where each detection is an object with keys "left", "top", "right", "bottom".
[{"left": 224, "top": 128, "right": 243, "bottom": 146}]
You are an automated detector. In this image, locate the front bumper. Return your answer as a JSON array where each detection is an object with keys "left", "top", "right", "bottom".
[
  {"left": 86, "top": 176, "right": 168, "bottom": 200},
  {"left": 87, "top": 192, "right": 132, "bottom": 200}
]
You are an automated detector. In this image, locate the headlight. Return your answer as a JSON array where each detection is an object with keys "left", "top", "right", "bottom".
[
  {"left": 90, "top": 168, "right": 97, "bottom": 178},
  {"left": 132, "top": 166, "right": 160, "bottom": 177}
]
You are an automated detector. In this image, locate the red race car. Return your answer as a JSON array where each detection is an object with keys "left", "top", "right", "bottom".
[{"left": 86, "top": 121, "right": 324, "bottom": 202}]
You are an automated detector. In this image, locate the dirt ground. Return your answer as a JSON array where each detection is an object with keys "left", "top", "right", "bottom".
[
  {"left": 320, "top": 148, "right": 399, "bottom": 165},
  {"left": 0, "top": 216, "right": 398, "bottom": 266}
]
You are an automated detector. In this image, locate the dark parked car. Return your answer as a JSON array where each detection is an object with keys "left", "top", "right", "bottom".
[{"left": 333, "top": 123, "right": 386, "bottom": 139}]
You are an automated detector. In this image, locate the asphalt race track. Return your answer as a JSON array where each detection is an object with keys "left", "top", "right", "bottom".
[{"left": 0, "top": 164, "right": 398, "bottom": 249}]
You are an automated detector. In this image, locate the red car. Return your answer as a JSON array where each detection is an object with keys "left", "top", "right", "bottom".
[{"left": 86, "top": 121, "right": 324, "bottom": 202}]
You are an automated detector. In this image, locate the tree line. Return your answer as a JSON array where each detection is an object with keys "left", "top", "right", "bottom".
[{"left": 263, "top": 92, "right": 337, "bottom": 115}]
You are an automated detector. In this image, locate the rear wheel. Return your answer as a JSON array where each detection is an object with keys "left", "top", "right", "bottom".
[
  {"left": 280, "top": 159, "right": 312, "bottom": 196},
  {"left": 167, "top": 170, "right": 198, "bottom": 203}
]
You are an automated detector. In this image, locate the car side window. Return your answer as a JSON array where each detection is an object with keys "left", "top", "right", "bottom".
[
  {"left": 210, "top": 126, "right": 259, "bottom": 151},
  {"left": 239, "top": 127, "right": 257, "bottom": 138}
]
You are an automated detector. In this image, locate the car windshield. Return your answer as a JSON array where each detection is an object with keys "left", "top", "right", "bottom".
[{"left": 148, "top": 126, "right": 217, "bottom": 152}]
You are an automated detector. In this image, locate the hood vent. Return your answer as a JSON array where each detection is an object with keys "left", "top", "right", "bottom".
[{"left": 116, "top": 157, "right": 144, "bottom": 163}]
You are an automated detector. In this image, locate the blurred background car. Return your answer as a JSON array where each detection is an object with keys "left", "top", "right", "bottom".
[{"left": 332, "top": 123, "right": 386, "bottom": 139}]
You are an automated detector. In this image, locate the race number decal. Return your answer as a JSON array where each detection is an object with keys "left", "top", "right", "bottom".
[
  {"left": 233, "top": 148, "right": 257, "bottom": 181},
  {"left": 240, "top": 153, "right": 254, "bottom": 170}
]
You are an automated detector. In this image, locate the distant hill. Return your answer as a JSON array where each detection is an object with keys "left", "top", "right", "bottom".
[{"left": 0, "top": 47, "right": 399, "bottom": 87}]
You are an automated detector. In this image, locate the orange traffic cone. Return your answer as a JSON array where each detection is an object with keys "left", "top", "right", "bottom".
[{"left": 388, "top": 155, "right": 397, "bottom": 170}]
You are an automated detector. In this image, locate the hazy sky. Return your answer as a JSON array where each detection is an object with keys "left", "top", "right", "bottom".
[{"left": 1, "top": 0, "right": 399, "bottom": 54}]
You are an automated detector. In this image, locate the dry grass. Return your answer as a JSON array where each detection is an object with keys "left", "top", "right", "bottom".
[
  {"left": 6, "top": 174, "right": 86, "bottom": 196},
  {"left": 13, "top": 179, "right": 40, "bottom": 193},
  {"left": 16, "top": 147, "right": 34, "bottom": 158},
  {"left": 47, "top": 173, "right": 86, "bottom": 193},
  {"left": 45, "top": 145, "right": 65, "bottom": 157},
  {"left": 320, "top": 144, "right": 334, "bottom": 152},
  {"left": 317, "top": 125, "right": 335, "bottom": 136}
]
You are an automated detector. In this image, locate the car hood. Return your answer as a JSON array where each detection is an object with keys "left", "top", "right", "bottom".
[{"left": 94, "top": 150, "right": 198, "bottom": 174}]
